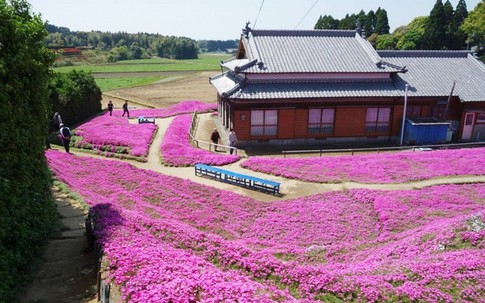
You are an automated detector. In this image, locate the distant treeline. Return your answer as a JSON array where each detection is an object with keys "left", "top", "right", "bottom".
[
  {"left": 314, "top": 0, "right": 484, "bottom": 56},
  {"left": 45, "top": 24, "right": 239, "bottom": 61},
  {"left": 315, "top": 7, "right": 390, "bottom": 36},
  {"left": 198, "top": 40, "right": 239, "bottom": 52}
]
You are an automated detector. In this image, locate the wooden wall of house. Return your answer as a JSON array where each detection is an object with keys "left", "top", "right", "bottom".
[
  {"left": 335, "top": 108, "right": 366, "bottom": 136},
  {"left": 229, "top": 96, "right": 470, "bottom": 141}
]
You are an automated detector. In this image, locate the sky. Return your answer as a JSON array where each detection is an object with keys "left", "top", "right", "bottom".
[{"left": 28, "top": 0, "right": 481, "bottom": 40}]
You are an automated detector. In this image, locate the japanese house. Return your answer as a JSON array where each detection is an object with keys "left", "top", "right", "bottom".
[{"left": 209, "top": 25, "right": 485, "bottom": 146}]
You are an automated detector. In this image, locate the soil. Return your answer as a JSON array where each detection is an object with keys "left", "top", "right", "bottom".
[
  {"left": 17, "top": 186, "right": 97, "bottom": 303},
  {"left": 20, "top": 71, "right": 485, "bottom": 302}
]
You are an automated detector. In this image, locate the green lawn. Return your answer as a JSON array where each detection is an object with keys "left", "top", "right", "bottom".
[
  {"left": 54, "top": 53, "right": 232, "bottom": 73},
  {"left": 94, "top": 76, "right": 169, "bottom": 91}
]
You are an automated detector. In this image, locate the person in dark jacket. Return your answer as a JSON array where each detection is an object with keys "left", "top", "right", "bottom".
[
  {"left": 53, "top": 112, "right": 62, "bottom": 129},
  {"left": 210, "top": 128, "right": 220, "bottom": 151},
  {"left": 59, "top": 123, "right": 71, "bottom": 153},
  {"left": 122, "top": 101, "right": 129, "bottom": 118},
  {"left": 108, "top": 100, "right": 114, "bottom": 116}
]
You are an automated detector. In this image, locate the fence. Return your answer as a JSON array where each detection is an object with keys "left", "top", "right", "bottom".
[
  {"left": 189, "top": 111, "right": 237, "bottom": 155},
  {"left": 282, "top": 142, "right": 485, "bottom": 158}
]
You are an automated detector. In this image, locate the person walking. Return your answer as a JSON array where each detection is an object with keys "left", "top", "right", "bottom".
[
  {"left": 53, "top": 112, "right": 63, "bottom": 129},
  {"left": 210, "top": 128, "right": 220, "bottom": 151},
  {"left": 122, "top": 101, "right": 129, "bottom": 118},
  {"left": 108, "top": 100, "right": 114, "bottom": 116},
  {"left": 227, "top": 129, "right": 238, "bottom": 155},
  {"left": 59, "top": 123, "right": 71, "bottom": 153}
]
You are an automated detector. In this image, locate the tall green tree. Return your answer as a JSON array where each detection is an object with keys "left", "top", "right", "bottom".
[
  {"left": 450, "top": 0, "right": 468, "bottom": 49},
  {"left": 364, "top": 10, "right": 376, "bottom": 37},
  {"left": 424, "top": 0, "right": 447, "bottom": 49},
  {"left": 375, "top": 7, "right": 390, "bottom": 34},
  {"left": 0, "top": 0, "right": 57, "bottom": 301},
  {"left": 314, "top": 15, "right": 339, "bottom": 29},
  {"left": 461, "top": 0, "right": 485, "bottom": 55}
]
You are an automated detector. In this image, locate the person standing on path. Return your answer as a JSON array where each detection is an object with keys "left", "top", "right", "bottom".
[
  {"left": 59, "top": 123, "right": 71, "bottom": 153},
  {"left": 122, "top": 101, "right": 129, "bottom": 118},
  {"left": 53, "top": 112, "right": 62, "bottom": 129},
  {"left": 210, "top": 128, "right": 220, "bottom": 151},
  {"left": 108, "top": 100, "right": 114, "bottom": 116},
  {"left": 227, "top": 129, "right": 238, "bottom": 155}
]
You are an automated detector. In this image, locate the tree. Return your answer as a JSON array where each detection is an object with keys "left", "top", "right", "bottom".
[
  {"left": 424, "top": 0, "right": 447, "bottom": 49},
  {"left": 451, "top": 0, "right": 468, "bottom": 49},
  {"left": 375, "top": 7, "right": 390, "bottom": 34},
  {"left": 364, "top": 10, "right": 376, "bottom": 37},
  {"left": 315, "top": 15, "right": 339, "bottom": 29},
  {"left": 0, "top": 0, "right": 57, "bottom": 301},
  {"left": 461, "top": 0, "right": 485, "bottom": 55},
  {"left": 443, "top": 0, "right": 455, "bottom": 48},
  {"left": 396, "top": 16, "right": 428, "bottom": 50}
]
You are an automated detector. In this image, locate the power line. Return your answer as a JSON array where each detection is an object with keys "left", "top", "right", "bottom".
[
  {"left": 253, "top": 0, "right": 265, "bottom": 28},
  {"left": 295, "top": 0, "right": 319, "bottom": 29}
]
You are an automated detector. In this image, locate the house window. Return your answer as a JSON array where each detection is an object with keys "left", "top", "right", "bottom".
[
  {"left": 476, "top": 113, "right": 485, "bottom": 123},
  {"left": 406, "top": 106, "right": 421, "bottom": 117},
  {"left": 251, "top": 109, "right": 278, "bottom": 136},
  {"left": 366, "top": 107, "right": 391, "bottom": 132},
  {"left": 308, "top": 108, "right": 335, "bottom": 134},
  {"left": 431, "top": 105, "right": 446, "bottom": 119}
]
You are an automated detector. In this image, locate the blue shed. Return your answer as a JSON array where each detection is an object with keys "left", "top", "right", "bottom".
[{"left": 404, "top": 118, "right": 450, "bottom": 145}]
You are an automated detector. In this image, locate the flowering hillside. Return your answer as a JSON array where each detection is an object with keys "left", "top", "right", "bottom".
[
  {"left": 241, "top": 148, "right": 485, "bottom": 183},
  {"left": 73, "top": 113, "right": 156, "bottom": 159},
  {"left": 72, "top": 101, "right": 215, "bottom": 160},
  {"left": 161, "top": 114, "right": 239, "bottom": 166},
  {"left": 46, "top": 150, "right": 485, "bottom": 302}
]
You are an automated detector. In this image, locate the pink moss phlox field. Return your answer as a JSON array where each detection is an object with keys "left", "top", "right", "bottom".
[
  {"left": 74, "top": 113, "right": 156, "bottom": 157},
  {"left": 46, "top": 150, "right": 485, "bottom": 302},
  {"left": 122, "top": 100, "right": 216, "bottom": 119},
  {"left": 241, "top": 148, "right": 485, "bottom": 183},
  {"left": 161, "top": 114, "right": 239, "bottom": 166}
]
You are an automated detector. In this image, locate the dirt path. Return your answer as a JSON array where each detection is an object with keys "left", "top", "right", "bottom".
[
  {"left": 68, "top": 113, "right": 485, "bottom": 202},
  {"left": 18, "top": 185, "right": 97, "bottom": 303}
]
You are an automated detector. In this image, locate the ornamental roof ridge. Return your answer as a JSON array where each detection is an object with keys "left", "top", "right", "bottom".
[
  {"left": 378, "top": 50, "right": 471, "bottom": 58},
  {"left": 249, "top": 29, "right": 356, "bottom": 38}
]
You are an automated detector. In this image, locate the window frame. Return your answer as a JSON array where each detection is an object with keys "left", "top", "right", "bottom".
[
  {"left": 365, "top": 107, "right": 391, "bottom": 133},
  {"left": 250, "top": 109, "right": 278, "bottom": 137},
  {"left": 308, "top": 108, "right": 335, "bottom": 135}
]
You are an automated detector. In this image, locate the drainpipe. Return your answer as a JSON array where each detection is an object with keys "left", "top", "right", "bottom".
[{"left": 400, "top": 84, "right": 409, "bottom": 146}]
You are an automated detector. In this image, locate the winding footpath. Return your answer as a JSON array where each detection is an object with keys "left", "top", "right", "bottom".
[{"left": 69, "top": 114, "right": 485, "bottom": 202}]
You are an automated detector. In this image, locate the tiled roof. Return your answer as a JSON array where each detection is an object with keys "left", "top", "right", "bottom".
[
  {"left": 380, "top": 51, "right": 485, "bottom": 102},
  {"left": 212, "top": 74, "right": 401, "bottom": 99},
  {"left": 239, "top": 29, "right": 400, "bottom": 73}
]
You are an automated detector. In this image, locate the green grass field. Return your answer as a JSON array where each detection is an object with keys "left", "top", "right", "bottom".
[
  {"left": 54, "top": 52, "right": 232, "bottom": 91},
  {"left": 54, "top": 53, "right": 232, "bottom": 73}
]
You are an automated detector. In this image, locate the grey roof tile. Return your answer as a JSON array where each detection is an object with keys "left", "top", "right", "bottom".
[
  {"left": 240, "top": 29, "right": 399, "bottom": 73},
  {"left": 380, "top": 51, "right": 485, "bottom": 102},
  {"left": 225, "top": 79, "right": 400, "bottom": 99}
]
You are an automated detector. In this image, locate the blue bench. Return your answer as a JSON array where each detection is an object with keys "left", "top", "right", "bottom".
[{"left": 194, "top": 164, "right": 281, "bottom": 196}]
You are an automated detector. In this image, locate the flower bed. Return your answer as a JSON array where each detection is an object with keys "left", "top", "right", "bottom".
[
  {"left": 46, "top": 150, "right": 485, "bottom": 302},
  {"left": 72, "top": 101, "right": 215, "bottom": 161},
  {"left": 73, "top": 113, "right": 156, "bottom": 160},
  {"left": 241, "top": 148, "right": 485, "bottom": 183},
  {"left": 161, "top": 114, "right": 239, "bottom": 166}
]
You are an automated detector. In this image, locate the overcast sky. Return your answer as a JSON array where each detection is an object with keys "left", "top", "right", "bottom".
[{"left": 28, "top": 0, "right": 481, "bottom": 40}]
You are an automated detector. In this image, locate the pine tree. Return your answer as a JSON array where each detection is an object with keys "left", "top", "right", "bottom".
[
  {"left": 451, "top": 0, "right": 468, "bottom": 49},
  {"left": 424, "top": 0, "right": 447, "bottom": 49},
  {"left": 364, "top": 10, "right": 376, "bottom": 37},
  {"left": 375, "top": 7, "right": 390, "bottom": 34}
]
